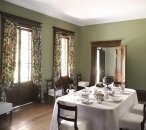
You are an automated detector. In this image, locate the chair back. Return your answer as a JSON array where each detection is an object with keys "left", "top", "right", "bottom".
[
  {"left": 57, "top": 102, "right": 78, "bottom": 130},
  {"left": 77, "top": 74, "right": 82, "bottom": 82},
  {"left": 55, "top": 79, "right": 62, "bottom": 89},
  {"left": 60, "top": 76, "right": 73, "bottom": 94},
  {"left": 141, "top": 102, "right": 146, "bottom": 130},
  {"left": 46, "top": 79, "right": 62, "bottom": 90}
]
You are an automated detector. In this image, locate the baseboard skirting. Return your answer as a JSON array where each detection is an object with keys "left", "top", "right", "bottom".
[
  {"left": 136, "top": 89, "right": 146, "bottom": 102},
  {"left": 13, "top": 102, "right": 33, "bottom": 109}
]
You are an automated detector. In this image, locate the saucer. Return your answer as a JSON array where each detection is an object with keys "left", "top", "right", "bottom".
[
  {"left": 81, "top": 99, "right": 93, "bottom": 105},
  {"left": 122, "top": 91, "right": 131, "bottom": 95},
  {"left": 112, "top": 98, "right": 123, "bottom": 103},
  {"left": 109, "top": 96, "right": 123, "bottom": 103}
]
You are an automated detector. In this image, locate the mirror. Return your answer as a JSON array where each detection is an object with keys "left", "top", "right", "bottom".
[
  {"left": 97, "top": 46, "right": 126, "bottom": 84},
  {"left": 91, "top": 40, "right": 126, "bottom": 86}
]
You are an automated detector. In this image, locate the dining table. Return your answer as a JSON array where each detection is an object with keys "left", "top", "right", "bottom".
[{"left": 50, "top": 86, "right": 138, "bottom": 130}]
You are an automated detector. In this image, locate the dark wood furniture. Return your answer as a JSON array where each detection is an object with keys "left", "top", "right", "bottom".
[
  {"left": 5, "top": 81, "right": 38, "bottom": 107},
  {"left": 141, "top": 102, "right": 146, "bottom": 130},
  {"left": 46, "top": 79, "right": 62, "bottom": 102},
  {"left": 57, "top": 102, "right": 78, "bottom": 130},
  {"left": 46, "top": 76, "right": 74, "bottom": 102},
  {"left": 76, "top": 74, "right": 82, "bottom": 84},
  {"left": 60, "top": 76, "right": 73, "bottom": 94},
  {"left": 76, "top": 74, "right": 89, "bottom": 91},
  {"left": 76, "top": 74, "right": 83, "bottom": 91}
]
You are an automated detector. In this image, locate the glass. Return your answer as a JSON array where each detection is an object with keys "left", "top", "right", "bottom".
[
  {"left": 120, "top": 82, "right": 125, "bottom": 91},
  {"left": 61, "top": 37, "right": 68, "bottom": 76},
  {"left": 14, "top": 29, "right": 32, "bottom": 83}
]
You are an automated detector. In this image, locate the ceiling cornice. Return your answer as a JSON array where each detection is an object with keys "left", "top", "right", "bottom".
[{"left": 4, "top": 0, "right": 146, "bottom": 26}]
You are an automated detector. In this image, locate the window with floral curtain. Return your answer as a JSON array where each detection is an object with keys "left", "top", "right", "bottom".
[
  {"left": 53, "top": 27, "right": 76, "bottom": 83},
  {"left": 0, "top": 16, "right": 17, "bottom": 101},
  {"left": 0, "top": 12, "right": 42, "bottom": 102}
]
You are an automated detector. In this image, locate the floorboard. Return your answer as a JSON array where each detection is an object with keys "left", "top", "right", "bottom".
[{"left": 0, "top": 102, "right": 54, "bottom": 130}]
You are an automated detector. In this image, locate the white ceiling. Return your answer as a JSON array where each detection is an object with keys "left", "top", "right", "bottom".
[{"left": 5, "top": 0, "right": 146, "bottom": 26}]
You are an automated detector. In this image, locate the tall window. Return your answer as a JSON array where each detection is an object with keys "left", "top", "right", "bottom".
[
  {"left": 61, "top": 37, "right": 68, "bottom": 76},
  {"left": 14, "top": 27, "right": 32, "bottom": 83},
  {"left": 53, "top": 27, "right": 75, "bottom": 81}
]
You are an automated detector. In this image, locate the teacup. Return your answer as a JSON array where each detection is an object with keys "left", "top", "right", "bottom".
[
  {"left": 104, "top": 92, "right": 109, "bottom": 99},
  {"left": 66, "top": 89, "right": 75, "bottom": 94},
  {"left": 78, "top": 90, "right": 89, "bottom": 98}
]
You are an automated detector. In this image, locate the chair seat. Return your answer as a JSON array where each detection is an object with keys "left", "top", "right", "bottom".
[
  {"left": 48, "top": 89, "right": 63, "bottom": 97},
  {"left": 78, "top": 81, "right": 89, "bottom": 87},
  {"left": 131, "top": 103, "right": 143, "bottom": 115},
  {"left": 119, "top": 112, "right": 143, "bottom": 130},
  {"left": 0, "top": 102, "right": 13, "bottom": 115},
  {"left": 60, "top": 118, "right": 91, "bottom": 130}
]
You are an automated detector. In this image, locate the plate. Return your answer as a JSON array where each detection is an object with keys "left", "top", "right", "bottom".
[
  {"left": 112, "top": 98, "right": 123, "bottom": 103},
  {"left": 122, "top": 91, "right": 131, "bottom": 95},
  {"left": 109, "top": 96, "right": 123, "bottom": 103},
  {"left": 81, "top": 99, "right": 93, "bottom": 105}
]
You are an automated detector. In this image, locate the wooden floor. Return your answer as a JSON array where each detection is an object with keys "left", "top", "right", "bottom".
[{"left": 0, "top": 102, "right": 54, "bottom": 130}]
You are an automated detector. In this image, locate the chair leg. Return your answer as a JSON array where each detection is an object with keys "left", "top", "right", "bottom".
[
  {"left": 10, "top": 111, "right": 12, "bottom": 120},
  {"left": 9, "top": 110, "right": 12, "bottom": 123},
  {"left": 141, "top": 122, "right": 144, "bottom": 130},
  {"left": 75, "top": 126, "right": 78, "bottom": 130}
]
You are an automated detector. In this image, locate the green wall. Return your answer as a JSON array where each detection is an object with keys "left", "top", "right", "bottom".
[
  {"left": 0, "top": 0, "right": 79, "bottom": 89},
  {"left": 1, "top": 0, "right": 146, "bottom": 90},
  {"left": 78, "top": 20, "right": 146, "bottom": 90}
]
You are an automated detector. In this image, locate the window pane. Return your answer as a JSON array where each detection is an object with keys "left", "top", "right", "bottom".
[
  {"left": 14, "top": 29, "right": 19, "bottom": 83},
  {"left": 20, "top": 63, "right": 29, "bottom": 82},
  {"left": 20, "top": 30, "right": 32, "bottom": 82},
  {"left": 14, "top": 62, "right": 18, "bottom": 83},
  {"left": 61, "top": 38, "right": 68, "bottom": 76},
  {"left": 14, "top": 28, "right": 32, "bottom": 83}
]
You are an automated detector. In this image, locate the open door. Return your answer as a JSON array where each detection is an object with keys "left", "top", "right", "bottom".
[{"left": 115, "top": 45, "right": 126, "bottom": 83}]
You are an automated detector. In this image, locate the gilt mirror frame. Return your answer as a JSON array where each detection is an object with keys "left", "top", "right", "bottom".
[{"left": 90, "top": 40, "right": 126, "bottom": 86}]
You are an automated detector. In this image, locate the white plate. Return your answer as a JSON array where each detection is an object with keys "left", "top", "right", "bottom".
[
  {"left": 113, "top": 98, "right": 123, "bottom": 103},
  {"left": 109, "top": 96, "right": 123, "bottom": 103},
  {"left": 122, "top": 91, "right": 131, "bottom": 95},
  {"left": 81, "top": 99, "right": 93, "bottom": 105}
]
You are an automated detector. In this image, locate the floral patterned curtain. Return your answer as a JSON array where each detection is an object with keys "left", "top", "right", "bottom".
[
  {"left": 1, "top": 18, "right": 17, "bottom": 89},
  {"left": 0, "top": 18, "right": 17, "bottom": 101},
  {"left": 53, "top": 32, "right": 62, "bottom": 81},
  {"left": 68, "top": 34, "right": 76, "bottom": 83},
  {"left": 32, "top": 26, "right": 42, "bottom": 87},
  {"left": 53, "top": 30, "right": 76, "bottom": 83},
  {"left": 0, "top": 13, "right": 42, "bottom": 102}
]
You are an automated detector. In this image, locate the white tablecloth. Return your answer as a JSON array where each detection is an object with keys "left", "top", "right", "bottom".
[{"left": 50, "top": 87, "right": 138, "bottom": 130}]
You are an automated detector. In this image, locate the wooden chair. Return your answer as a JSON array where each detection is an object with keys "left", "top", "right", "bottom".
[
  {"left": 76, "top": 74, "right": 82, "bottom": 84},
  {"left": 131, "top": 103, "right": 144, "bottom": 116},
  {"left": 46, "top": 76, "right": 74, "bottom": 101},
  {"left": 60, "top": 76, "right": 74, "bottom": 95},
  {"left": 119, "top": 102, "right": 146, "bottom": 130},
  {"left": 46, "top": 79, "right": 63, "bottom": 102},
  {"left": 76, "top": 74, "right": 89, "bottom": 91},
  {"left": 57, "top": 102, "right": 91, "bottom": 130}
]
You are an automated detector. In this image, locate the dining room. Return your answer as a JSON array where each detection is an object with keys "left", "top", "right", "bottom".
[{"left": 1, "top": 0, "right": 146, "bottom": 130}]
